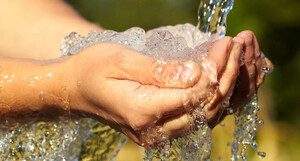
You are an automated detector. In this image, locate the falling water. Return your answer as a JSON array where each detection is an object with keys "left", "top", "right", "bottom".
[
  {"left": 196, "top": 0, "right": 233, "bottom": 37},
  {"left": 0, "top": 119, "right": 127, "bottom": 160}
]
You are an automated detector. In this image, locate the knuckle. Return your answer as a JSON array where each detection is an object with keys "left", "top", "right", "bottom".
[{"left": 128, "top": 113, "right": 153, "bottom": 130}]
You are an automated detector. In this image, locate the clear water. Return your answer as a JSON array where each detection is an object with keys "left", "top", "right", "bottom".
[
  {"left": 0, "top": 0, "right": 269, "bottom": 160},
  {"left": 0, "top": 119, "right": 127, "bottom": 160},
  {"left": 230, "top": 93, "right": 266, "bottom": 161},
  {"left": 196, "top": 0, "right": 233, "bottom": 38}
]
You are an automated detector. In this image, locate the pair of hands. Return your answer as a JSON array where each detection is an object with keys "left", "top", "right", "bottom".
[{"left": 65, "top": 31, "right": 272, "bottom": 146}]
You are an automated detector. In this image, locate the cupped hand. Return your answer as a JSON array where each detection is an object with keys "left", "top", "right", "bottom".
[
  {"left": 208, "top": 31, "right": 274, "bottom": 126},
  {"left": 67, "top": 38, "right": 243, "bottom": 146},
  {"left": 228, "top": 31, "right": 273, "bottom": 114}
]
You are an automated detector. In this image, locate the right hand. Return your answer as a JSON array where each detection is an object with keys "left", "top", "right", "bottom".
[{"left": 66, "top": 37, "right": 243, "bottom": 146}]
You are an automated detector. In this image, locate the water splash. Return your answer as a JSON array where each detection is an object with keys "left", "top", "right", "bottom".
[
  {"left": 230, "top": 93, "right": 266, "bottom": 161},
  {"left": 193, "top": 0, "right": 234, "bottom": 47},
  {"left": 0, "top": 119, "right": 127, "bottom": 160},
  {"left": 196, "top": 0, "right": 234, "bottom": 38}
]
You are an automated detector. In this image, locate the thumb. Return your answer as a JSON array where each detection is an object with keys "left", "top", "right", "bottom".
[{"left": 113, "top": 48, "right": 201, "bottom": 88}]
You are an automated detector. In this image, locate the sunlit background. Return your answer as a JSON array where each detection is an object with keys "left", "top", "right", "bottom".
[{"left": 66, "top": 0, "right": 300, "bottom": 160}]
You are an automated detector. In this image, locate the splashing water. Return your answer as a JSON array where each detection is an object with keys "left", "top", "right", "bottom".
[
  {"left": 230, "top": 93, "right": 266, "bottom": 161},
  {"left": 0, "top": 0, "right": 270, "bottom": 160},
  {"left": 194, "top": 0, "right": 234, "bottom": 44},
  {"left": 0, "top": 119, "right": 127, "bottom": 160}
]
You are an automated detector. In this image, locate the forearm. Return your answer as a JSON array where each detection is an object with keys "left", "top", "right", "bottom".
[
  {"left": 0, "top": 0, "right": 102, "bottom": 60},
  {"left": 0, "top": 56, "right": 73, "bottom": 122}
]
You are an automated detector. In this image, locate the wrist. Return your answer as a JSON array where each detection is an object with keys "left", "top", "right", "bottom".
[
  {"left": 38, "top": 56, "right": 75, "bottom": 116},
  {"left": 0, "top": 56, "right": 74, "bottom": 122}
]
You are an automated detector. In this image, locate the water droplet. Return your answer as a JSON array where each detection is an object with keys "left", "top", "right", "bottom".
[
  {"left": 227, "top": 107, "right": 234, "bottom": 115},
  {"left": 30, "top": 81, "right": 35, "bottom": 87},
  {"left": 77, "top": 80, "right": 81, "bottom": 87},
  {"left": 161, "top": 136, "right": 167, "bottom": 142},
  {"left": 62, "top": 83, "right": 68, "bottom": 92},
  {"left": 257, "top": 151, "right": 266, "bottom": 158},
  {"left": 39, "top": 91, "right": 44, "bottom": 101},
  {"left": 46, "top": 73, "right": 53, "bottom": 78},
  {"left": 250, "top": 141, "right": 257, "bottom": 151},
  {"left": 223, "top": 100, "right": 229, "bottom": 107},
  {"left": 262, "top": 65, "right": 273, "bottom": 75},
  {"left": 262, "top": 66, "right": 269, "bottom": 74},
  {"left": 258, "top": 119, "right": 264, "bottom": 125}
]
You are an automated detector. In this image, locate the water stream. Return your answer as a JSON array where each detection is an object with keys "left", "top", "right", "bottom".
[{"left": 0, "top": 0, "right": 269, "bottom": 160}]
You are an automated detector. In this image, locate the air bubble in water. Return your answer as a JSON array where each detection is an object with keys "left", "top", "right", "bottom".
[{"left": 257, "top": 151, "right": 266, "bottom": 158}]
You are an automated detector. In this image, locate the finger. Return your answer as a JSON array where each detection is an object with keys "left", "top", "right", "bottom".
[
  {"left": 251, "top": 33, "right": 267, "bottom": 88},
  {"left": 161, "top": 113, "right": 193, "bottom": 137},
  {"left": 206, "top": 36, "right": 233, "bottom": 77},
  {"left": 134, "top": 113, "right": 193, "bottom": 146},
  {"left": 255, "top": 56, "right": 266, "bottom": 87},
  {"left": 229, "top": 31, "right": 263, "bottom": 111},
  {"left": 107, "top": 45, "right": 201, "bottom": 89},
  {"left": 131, "top": 77, "right": 213, "bottom": 119},
  {"left": 203, "top": 39, "right": 243, "bottom": 123},
  {"left": 218, "top": 40, "right": 243, "bottom": 98},
  {"left": 250, "top": 33, "right": 273, "bottom": 87},
  {"left": 237, "top": 31, "right": 257, "bottom": 97},
  {"left": 238, "top": 31, "right": 269, "bottom": 89},
  {"left": 237, "top": 31, "right": 256, "bottom": 64}
]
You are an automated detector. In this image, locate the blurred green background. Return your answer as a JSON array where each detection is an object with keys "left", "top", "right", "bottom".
[{"left": 66, "top": 0, "right": 300, "bottom": 160}]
